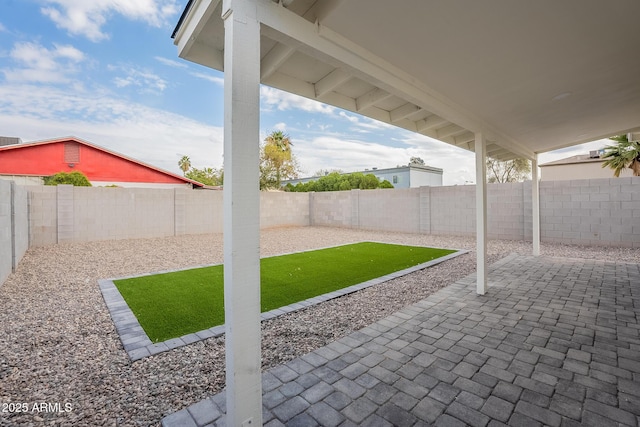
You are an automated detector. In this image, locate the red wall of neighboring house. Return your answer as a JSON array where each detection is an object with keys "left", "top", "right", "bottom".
[{"left": 0, "top": 141, "right": 186, "bottom": 184}]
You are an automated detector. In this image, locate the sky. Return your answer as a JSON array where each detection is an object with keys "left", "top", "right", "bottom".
[{"left": 0, "top": 0, "right": 612, "bottom": 186}]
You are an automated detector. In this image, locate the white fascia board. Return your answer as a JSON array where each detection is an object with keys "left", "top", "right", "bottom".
[
  {"left": 254, "top": 0, "right": 534, "bottom": 159},
  {"left": 174, "top": 0, "right": 224, "bottom": 70}
]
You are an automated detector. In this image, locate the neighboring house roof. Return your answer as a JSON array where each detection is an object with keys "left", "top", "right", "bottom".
[
  {"left": 364, "top": 164, "right": 444, "bottom": 175},
  {"left": 0, "top": 136, "right": 204, "bottom": 188},
  {"left": 539, "top": 154, "right": 605, "bottom": 167}
]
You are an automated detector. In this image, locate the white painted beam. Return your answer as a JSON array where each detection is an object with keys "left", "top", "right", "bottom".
[
  {"left": 454, "top": 131, "right": 475, "bottom": 146},
  {"left": 416, "top": 115, "right": 448, "bottom": 132},
  {"left": 532, "top": 155, "right": 541, "bottom": 256},
  {"left": 356, "top": 87, "right": 391, "bottom": 111},
  {"left": 261, "top": 43, "right": 295, "bottom": 80},
  {"left": 263, "top": 71, "right": 316, "bottom": 99},
  {"left": 390, "top": 103, "right": 421, "bottom": 123},
  {"left": 437, "top": 123, "right": 466, "bottom": 139},
  {"left": 314, "top": 68, "right": 351, "bottom": 98},
  {"left": 222, "top": 0, "right": 262, "bottom": 425},
  {"left": 263, "top": 71, "right": 357, "bottom": 111},
  {"left": 486, "top": 146, "right": 512, "bottom": 157},
  {"left": 358, "top": 104, "right": 391, "bottom": 125},
  {"left": 256, "top": 2, "right": 535, "bottom": 159},
  {"left": 475, "top": 132, "right": 488, "bottom": 295}
]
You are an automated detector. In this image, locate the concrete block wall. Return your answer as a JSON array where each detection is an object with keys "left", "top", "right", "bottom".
[
  {"left": 12, "top": 183, "right": 29, "bottom": 272},
  {"left": 0, "top": 180, "right": 29, "bottom": 287},
  {"left": 28, "top": 185, "right": 58, "bottom": 246},
  {"left": 0, "top": 180, "right": 12, "bottom": 285},
  {"left": 487, "top": 182, "right": 525, "bottom": 240},
  {"left": 309, "top": 191, "right": 352, "bottom": 227},
  {"left": 260, "top": 192, "right": 309, "bottom": 229},
  {"left": 26, "top": 187, "right": 312, "bottom": 246},
  {"left": 358, "top": 188, "right": 420, "bottom": 233},
  {"left": 181, "top": 189, "right": 223, "bottom": 235},
  {"left": 539, "top": 177, "right": 640, "bottom": 247},
  {"left": 309, "top": 178, "right": 640, "bottom": 246},
  {"left": 429, "top": 185, "right": 476, "bottom": 236},
  {"left": 70, "top": 187, "right": 175, "bottom": 242},
  {"left": 22, "top": 177, "right": 640, "bottom": 248}
]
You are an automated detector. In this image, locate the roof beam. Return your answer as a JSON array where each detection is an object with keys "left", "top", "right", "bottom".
[
  {"left": 454, "top": 131, "right": 475, "bottom": 146},
  {"left": 390, "top": 103, "right": 421, "bottom": 123},
  {"left": 416, "top": 115, "right": 448, "bottom": 132},
  {"left": 314, "top": 68, "right": 351, "bottom": 98},
  {"left": 264, "top": 71, "right": 356, "bottom": 111},
  {"left": 256, "top": 0, "right": 535, "bottom": 159},
  {"left": 263, "top": 71, "right": 316, "bottom": 99},
  {"left": 261, "top": 43, "right": 295, "bottom": 80},
  {"left": 437, "top": 123, "right": 467, "bottom": 139},
  {"left": 360, "top": 105, "right": 391, "bottom": 124},
  {"left": 356, "top": 87, "right": 391, "bottom": 112},
  {"left": 487, "top": 146, "right": 513, "bottom": 158}
]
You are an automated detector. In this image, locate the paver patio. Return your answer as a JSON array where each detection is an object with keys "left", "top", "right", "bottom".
[{"left": 162, "top": 253, "right": 640, "bottom": 426}]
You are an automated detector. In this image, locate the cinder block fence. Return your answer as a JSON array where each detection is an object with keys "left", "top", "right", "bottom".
[
  {"left": 2, "top": 177, "right": 639, "bottom": 287},
  {"left": 0, "top": 180, "right": 28, "bottom": 287}
]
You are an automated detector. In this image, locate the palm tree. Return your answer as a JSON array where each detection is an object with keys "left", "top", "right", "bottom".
[
  {"left": 178, "top": 155, "right": 191, "bottom": 176},
  {"left": 262, "top": 131, "right": 295, "bottom": 189},
  {"left": 265, "top": 130, "right": 292, "bottom": 152},
  {"left": 601, "top": 135, "right": 640, "bottom": 177}
]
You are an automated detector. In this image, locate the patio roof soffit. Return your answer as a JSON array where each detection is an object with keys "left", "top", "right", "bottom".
[{"left": 173, "top": 0, "right": 534, "bottom": 161}]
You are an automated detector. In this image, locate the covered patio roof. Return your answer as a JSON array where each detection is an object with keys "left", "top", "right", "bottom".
[
  {"left": 173, "top": 0, "right": 640, "bottom": 161},
  {"left": 172, "top": 1, "right": 640, "bottom": 424}
]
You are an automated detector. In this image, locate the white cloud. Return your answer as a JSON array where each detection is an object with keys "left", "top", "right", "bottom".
[
  {"left": 40, "top": 0, "right": 179, "bottom": 42},
  {"left": 294, "top": 136, "right": 412, "bottom": 176},
  {"left": 190, "top": 71, "right": 224, "bottom": 86},
  {"left": 155, "top": 56, "right": 188, "bottom": 69},
  {"left": 0, "top": 22, "right": 7, "bottom": 33},
  {"left": 261, "top": 86, "right": 335, "bottom": 114},
  {"left": 0, "top": 84, "right": 223, "bottom": 174},
  {"left": 3, "top": 41, "right": 85, "bottom": 84},
  {"left": 290, "top": 131, "right": 480, "bottom": 185},
  {"left": 338, "top": 108, "right": 394, "bottom": 134},
  {"left": 273, "top": 122, "right": 287, "bottom": 131},
  {"left": 110, "top": 65, "right": 167, "bottom": 92},
  {"left": 339, "top": 111, "right": 359, "bottom": 123}
]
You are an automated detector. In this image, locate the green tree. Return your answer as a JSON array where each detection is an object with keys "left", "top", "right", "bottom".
[
  {"left": 43, "top": 171, "right": 92, "bottom": 186},
  {"left": 486, "top": 157, "right": 531, "bottom": 183},
  {"left": 178, "top": 155, "right": 191, "bottom": 176},
  {"left": 185, "top": 167, "right": 223, "bottom": 186},
  {"left": 285, "top": 172, "right": 393, "bottom": 192},
  {"left": 260, "top": 131, "right": 301, "bottom": 189},
  {"left": 410, "top": 156, "right": 425, "bottom": 165},
  {"left": 601, "top": 134, "right": 640, "bottom": 177},
  {"left": 313, "top": 168, "right": 343, "bottom": 177}
]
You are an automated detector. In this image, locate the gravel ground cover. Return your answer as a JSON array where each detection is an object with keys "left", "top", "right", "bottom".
[{"left": 0, "top": 226, "right": 637, "bottom": 426}]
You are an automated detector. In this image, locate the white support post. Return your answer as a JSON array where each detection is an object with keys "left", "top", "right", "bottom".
[
  {"left": 531, "top": 155, "right": 541, "bottom": 256},
  {"left": 222, "top": 0, "right": 262, "bottom": 426},
  {"left": 475, "top": 133, "right": 488, "bottom": 295}
]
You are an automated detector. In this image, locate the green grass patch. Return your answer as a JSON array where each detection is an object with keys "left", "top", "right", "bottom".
[{"left": 114, "top": 242, "right": 455, "bottom": 342}]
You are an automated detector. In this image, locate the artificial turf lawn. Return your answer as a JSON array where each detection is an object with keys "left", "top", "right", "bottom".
[{"left": 114, "top": 242, "right": 455, "bottom": 342}]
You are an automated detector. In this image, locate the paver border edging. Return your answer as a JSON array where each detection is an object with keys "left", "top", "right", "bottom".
[{"left": 99, "top": 245, "right": 469, "bottom": 361}]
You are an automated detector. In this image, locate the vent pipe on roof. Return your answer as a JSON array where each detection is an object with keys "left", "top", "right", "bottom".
[{"left": 0, "top": 137, "right": 22, "bottom": 147}]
